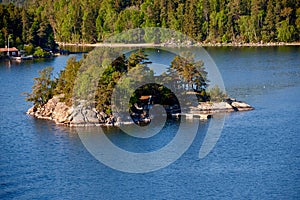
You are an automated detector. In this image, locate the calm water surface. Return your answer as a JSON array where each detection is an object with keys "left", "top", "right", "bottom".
[{"left": 0, "top": 46, "right": 299, "bottom": 199}]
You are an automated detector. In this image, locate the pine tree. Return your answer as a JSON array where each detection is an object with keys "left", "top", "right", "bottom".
[
  {"left": 26, "top": 67, "right": 56, "bottom": 107},
  {"left": 262, "top": 0, "right": 276, "bottom": 42}
]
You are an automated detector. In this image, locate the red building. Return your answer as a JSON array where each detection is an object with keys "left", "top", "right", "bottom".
[{"left": 0, "top": 47, "right": 19, "bottom": 57}]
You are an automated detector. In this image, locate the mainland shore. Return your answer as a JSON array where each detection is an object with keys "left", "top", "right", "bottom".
[{"left": 57, "top": 41, "right": 300, "bottom": 48}]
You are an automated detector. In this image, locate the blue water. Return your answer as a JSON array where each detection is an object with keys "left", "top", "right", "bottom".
[{"left": 0, "top": 46, "right": 300, "bottom": 199}]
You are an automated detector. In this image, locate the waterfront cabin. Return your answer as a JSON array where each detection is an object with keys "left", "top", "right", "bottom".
[{"left": 0, "top": 47, "right": 19, "bottom": 57}]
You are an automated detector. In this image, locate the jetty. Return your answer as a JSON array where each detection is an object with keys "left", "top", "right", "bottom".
[
  {"left": 10, "top": 55, "right": 33, "bottom": 61},
  {"left": 173, "top": 113, "right": 213, "bottom": 120}
]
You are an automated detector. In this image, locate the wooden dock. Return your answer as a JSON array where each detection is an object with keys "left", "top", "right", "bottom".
[{"left": 172, "top": 113, "right": 213, "bottom": 120}]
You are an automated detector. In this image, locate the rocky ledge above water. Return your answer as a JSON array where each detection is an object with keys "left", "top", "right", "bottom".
[
  {"left": 27, "top": 95, "right": 254, "bottom": 127},
  {"left": 190, "top": 98, "right": 254, "bottom": 114},
  {"left": 27, "top": 95, "right": 115, "bottom": 127}
]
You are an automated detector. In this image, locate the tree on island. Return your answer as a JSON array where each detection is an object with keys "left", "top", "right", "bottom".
[
  {"left": 170, "top": 54, "right": 208, "bottom": 92},
  {"left": 207, "top": 85, "right": 227, "bottom": 102},
  {"left": 25, "top": 66, "right": 56, "bottom": 106}
]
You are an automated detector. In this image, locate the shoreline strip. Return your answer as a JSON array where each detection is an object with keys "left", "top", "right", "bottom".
[{"left": 57, "top": 42, "right": 300, "bottom": 48}]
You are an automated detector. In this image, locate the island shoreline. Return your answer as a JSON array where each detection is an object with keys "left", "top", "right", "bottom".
[{"left": 27, "top": 95, "right": 254, "bottom": 127}]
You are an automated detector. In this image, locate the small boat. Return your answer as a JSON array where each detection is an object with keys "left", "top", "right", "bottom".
[
  {"left": 21, "top": 55, "right": 33, "bottom": 60},
  {"left": 10, "top": 56, "right": 21, "bottom": 61},
  {"left": 10, "top": 55, "right": 33, "bottom": 61}
]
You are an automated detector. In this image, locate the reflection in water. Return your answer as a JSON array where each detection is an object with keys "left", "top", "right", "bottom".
[
  {"left": 77, "top": 117, "right": 201, "bottom": 173},
  {"left": 199, "top": 113, "right": 228, "bottom": 159}
]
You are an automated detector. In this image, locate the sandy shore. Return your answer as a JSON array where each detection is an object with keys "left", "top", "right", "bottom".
[{"left": 57, "top": 41, "right": 300, "bottom": 48}]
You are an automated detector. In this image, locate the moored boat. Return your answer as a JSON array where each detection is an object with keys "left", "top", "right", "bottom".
[{"left": 10, "top": 55, "right": 33, "bottom": 61}]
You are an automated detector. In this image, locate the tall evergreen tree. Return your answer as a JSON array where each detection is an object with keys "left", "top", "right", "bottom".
[{"left": 262, "top": 0, "right": 276, "bottom": 42}]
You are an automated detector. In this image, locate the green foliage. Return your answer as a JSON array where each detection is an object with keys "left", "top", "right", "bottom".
[
  {"left": 0, "top": 31, "right": 5, "bottom": 47},
  {"left": 296, "top": 8, "right": 300, "bottom": 41},
  {"left": 94, "top": 51, "right": 145, "bottom": 114},
  {"left": 0, "top": 3, "right": 56, "bottom": 50},
  {"left": 207, "top": 85, "right": 227, "bottom": 102},
  {"left": 24, "top": 44, "right": 34, "bottom": 55},
  {"left": 96, "top": 65, "right": 124, "bottom": 114},
  {"left": 33, "top": 46, "right": 51, "bottom": 57},
  {"left": 55, "top": 57, "right": 82, "bottom": 105},
  {"left": 277, "top": 20, "right": 295, "bottom": 42},
  {"left": 74, "top": 65, "right": 101, "bottom": 101},
  {"left": 26, "top": 66, "right": 56, "bottom": 107},
  {"left": 170, "top": 53, "right": 207, "bottom": 91},
  {"left": 3, "top": 0, "right": 297, "bottom": 45},
  {"left": 114, "top": 6, "right": 142, "bottom": 33},
  {"left": 96, "top": 0, "right": 118, "bottom": 41},
  {"left": 262, "top": 0, "right": 276, "bottom": 42},
  {"left": 26, "top": 48, "right": 212, "bottom": 116},
  {"left": 81, "top": 3, "right": 98, "bottom": 43}
]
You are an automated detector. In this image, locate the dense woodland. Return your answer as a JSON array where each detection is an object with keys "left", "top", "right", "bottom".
[{"left": 0, "top": 0, "right": 299, "bottom": 49}]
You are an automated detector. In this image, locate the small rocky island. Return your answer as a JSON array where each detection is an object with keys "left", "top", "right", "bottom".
[
  {"left": 27, "top": 95, "right": 253, "bottom": 127},
  {"left": 26, "top": 49, "right": 253, "bottom": 127}
]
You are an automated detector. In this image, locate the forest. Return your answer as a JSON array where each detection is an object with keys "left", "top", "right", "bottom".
[{"left": 0, "top": 0, "right": 299, "bottom": 50}]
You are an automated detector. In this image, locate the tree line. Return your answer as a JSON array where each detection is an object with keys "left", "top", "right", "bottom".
[
  {"left": 0, "top": 2, "right": 56, "bottom": 51},
  {"left": 1, "top": 0, "right": 300, "bottom": 49}
]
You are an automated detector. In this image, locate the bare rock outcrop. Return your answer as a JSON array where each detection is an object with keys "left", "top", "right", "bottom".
[
  {"left": 189, "top": 98, "right": 254, "bottom": 114},
  {"left": 26, "top": 95, "right": 114, "bottom": 126},
  {"left": 230, "top": 101, "right": 253, "bottom": 111}
]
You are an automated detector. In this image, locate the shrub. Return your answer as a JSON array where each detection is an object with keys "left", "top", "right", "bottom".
[
  {"left": 33, "top": 47, "right": 51, "bottom": 57},
  {"left": 24, "top": 44, "right": 35, "bottom": 55},
  {"left": 208, "top": 85, "right": 227, "bottom": 102}
]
